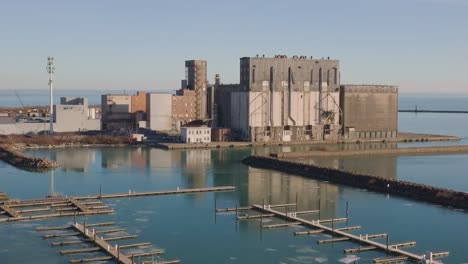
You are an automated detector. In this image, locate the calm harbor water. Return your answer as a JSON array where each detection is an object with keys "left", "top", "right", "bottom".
[{"left": 0, "top": 98, "right": 468, "bottom": 263}]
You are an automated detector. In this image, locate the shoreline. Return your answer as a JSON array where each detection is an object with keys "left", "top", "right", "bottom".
[
  {"left": 151, "top": 132, "right": 460, "bottom": 150},
  {"left": 0, "top": 145, "right": 59, "bottom": 171},
  {"left": 272, "top": 145, "right": 468, "bottom": 158}
]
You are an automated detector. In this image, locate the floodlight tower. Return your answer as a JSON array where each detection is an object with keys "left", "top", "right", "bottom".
[{"left": 46, "top": 57, "right": 55, "bottom": 135}]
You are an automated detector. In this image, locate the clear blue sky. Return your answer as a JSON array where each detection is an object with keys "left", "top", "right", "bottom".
[{"left": 1, "top": 0, "right": 467, "bottom": 94}]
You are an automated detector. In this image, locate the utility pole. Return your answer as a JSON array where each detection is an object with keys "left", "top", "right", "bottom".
[{"left": 47, "top": 57, "right": 55, "bottom": 135}]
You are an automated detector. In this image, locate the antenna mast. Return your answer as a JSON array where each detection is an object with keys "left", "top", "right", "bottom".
[{"left": 47, "top": 57, "right": 55, "bottom": 135}]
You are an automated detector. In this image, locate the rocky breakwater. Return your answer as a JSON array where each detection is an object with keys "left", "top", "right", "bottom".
[
  {"left": 0, "top": 145, "right": 59, "bottom": 171},
  {"left": 243, "top": 156, "right": 468, "bottom": 211}
]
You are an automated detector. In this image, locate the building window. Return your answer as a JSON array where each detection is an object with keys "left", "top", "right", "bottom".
[
  {"left": 334, "top": 67, "right": 338, "bottom": 84},
  {"left": 288, "top": 67, "right": 295, "bottom": 84},
  {"left": 252, "top": 68, "right": 256, "bottom": 83}
]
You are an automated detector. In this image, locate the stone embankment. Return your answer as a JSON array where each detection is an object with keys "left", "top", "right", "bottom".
[
  {"left": 272, "top": 145, "right": 468, "bottom": 158},
  {"left": 0, "top": 145, "right": 59, "bottom": 171},
  {"left": 242, "top": 156, "right": 468, "bottom": 211}
]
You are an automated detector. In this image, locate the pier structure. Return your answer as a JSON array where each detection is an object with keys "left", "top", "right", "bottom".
[
  {"left": 37, "top": 222, "right": 179, "bottom": 264},
  {"left": 0, "top": 186, "right": 235, "bottom": 223},
  {"left": 271, "top": 145, "right": 468, "bottom": 159},
  {"left": 216, "top": 202, "right": 449, "bottom": 263}
]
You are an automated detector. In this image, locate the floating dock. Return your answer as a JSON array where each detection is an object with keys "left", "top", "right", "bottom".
[
  {"left": 0, "top": 186, "right": 234, "bottom": 223},
  {"left": 37, "top": 222, "right": 180, "bottom": 264},
  {"left": 216, "top": 203, "right": 449, "bottom": 263},
  {"left": 251, "top": 204, "right": 446, "bottom": 263}
]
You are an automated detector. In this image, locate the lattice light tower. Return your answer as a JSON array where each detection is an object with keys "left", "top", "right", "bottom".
[{"left": 47, "top": 57, "right": 55, "bottom": 135}]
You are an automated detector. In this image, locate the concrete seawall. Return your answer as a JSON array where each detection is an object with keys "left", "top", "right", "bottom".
[
  {"left": 152, "top": 132, "right": 460, "bottom": 150},
  {"left": 272, "top": 145, "right": 468, "bottom": 158},
  {"left": 0, "top": 145, "right": 59, "bottom": 171},
  {"left": 242, "top": 156, "right": 468, "bottom": 211}
]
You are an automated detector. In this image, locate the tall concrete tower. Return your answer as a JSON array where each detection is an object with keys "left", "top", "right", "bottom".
[{"left": 185, "top": 60, "right": 207, "bottom": 119}]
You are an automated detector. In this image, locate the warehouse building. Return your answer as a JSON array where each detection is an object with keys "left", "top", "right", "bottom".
[
  {"left": 340, "top": 85, "right": 398, "bottom": 139},
  {"left": 216, "top": 55, "right": 342, "bottom": 142},
  {"left": 101, "top": 91, "right": 147, "bottom": 131},
  {"left": 54, "top": 97, "right": 100, "bottom": 132}
]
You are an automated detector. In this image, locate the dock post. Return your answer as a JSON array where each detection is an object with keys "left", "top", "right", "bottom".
[
  {"left": 359, "top": 234, "right": 362, "bottom": 252},
  {"left": 318, "top": 197, "right": 321, "bottom": 219},
  {"left": 214, "top": 195, "right": 217, "bottom": 212},
  {"left": 332, "top": 218, "right": 334, "bottom": 235},
  {"left": 73, "top": 212, "right": 76, "bottom": 224},
  {"left": 235, "top": 204, "right": 238, "bottom": 220},
  {"left": 260, "top": 209, "right": 263, "bottom": 228},
  {"left": 132, "top": 254, "right": 134, "bottom": 264},
  {"left": 99, "top": 185, "right": 102, "bottom": 199},
  {"left": 346, "top": 201, "right": 349, "bottom": 219},
  {"left": 83, "top": 220, "right": 86, "bottom": 231},
  {"left": 295, "top": 192, "right": 299, "bottom": 212},
  {"left": 386, "top": 234, "right": 389, "bottom": 255}
]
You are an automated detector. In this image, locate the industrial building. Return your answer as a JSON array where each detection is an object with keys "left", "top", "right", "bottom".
[
  {"left": 54, "top": 97, "right": 100, "bottom": 132},
  {"left": 180, "top": 127, "right": 211, "bottom": 143},
  {"left": 101, "top": 91, "right": 147, "bottom": 131},
  {"left": 146, "top": 93, "right": 173, "bottom": 131},
  {"left": 172, "top": 89, "right": 197, "bottom": 125},
  {"left": 340, "top": 85, "right": 398, "bottom": 139},
  {"left": 183, "top": 60, "right": 212, "bottom": 120},
  {"left": 0, "top": 97, "right": 100, "bottom": 135},
  {"left": 146, "top": 89, "right": 200, "bottom": 131},
  {"left": 216, "top": 55, "right": 342, "bottom": 142},
  {"left": 215, "top": 55, "right": 398, "bottom": 142}
]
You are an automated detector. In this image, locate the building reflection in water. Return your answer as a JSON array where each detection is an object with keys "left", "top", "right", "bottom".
[
  {"left": 147, "top": 148, "right": 212, "bottom": 188},
  {"left": 51, "top": 148, "right": 96, "bottom": 172},
  {"left": 101, "top": 147, "right": 148, "bottom": 169},
  {"left": 246, "top": 167, "right": 338, "bottom": 220},
  {"left": 298, "top": 154, "right": 397, "bottom": 179},
  {"left": 180, "top": 149, "right": 211, "bottom": 188}
]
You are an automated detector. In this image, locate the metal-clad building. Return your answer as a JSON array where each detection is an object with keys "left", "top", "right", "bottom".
[
  {"left": 54, "top": 97, "right": 100, "bottom": 132},
  {"left": 217, "top": 56, "right": 342, "bottom": 142},
  {"left": 146, "top": 93, "right": 173, "bottom": 131},
  {"left": 340, "top": 85, "right": 398, "bottom": 139}
]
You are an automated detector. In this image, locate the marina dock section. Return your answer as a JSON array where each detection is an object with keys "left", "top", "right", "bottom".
[{"left": 0, "top": 186, "right": 235, "bottom": 223}]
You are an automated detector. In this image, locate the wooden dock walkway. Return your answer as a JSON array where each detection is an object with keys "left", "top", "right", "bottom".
[
  {"left": 74, "top": 186, "right": 235, "bottom": 200},
  {"left": 72, "top": 223, "right": 133, "bottom": 264},
  {"left": 251, "top": 204, "right": 444, "bottom": 263},
  {"left": 38, "top": 222, "right": 180, "bottom": 264},
  {"left": 0, "top": 186, "right": 235, "bottom": 223}
]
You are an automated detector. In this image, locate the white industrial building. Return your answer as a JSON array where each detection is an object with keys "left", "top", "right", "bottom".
[
  {"left": 216, "top": 56, "right": 341, "bottom": 142},
  {"left": 0, "top": 97, "right": 100, "bottom": 135},
  {"left": 146, "top": 93, "right": 173, "bottom": 131},
  {"left": 54, "top": 97, "right": 100, "bottom": 132},
  {"left": 181, "top": 127, "right": 211, "bottom": 143}
]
